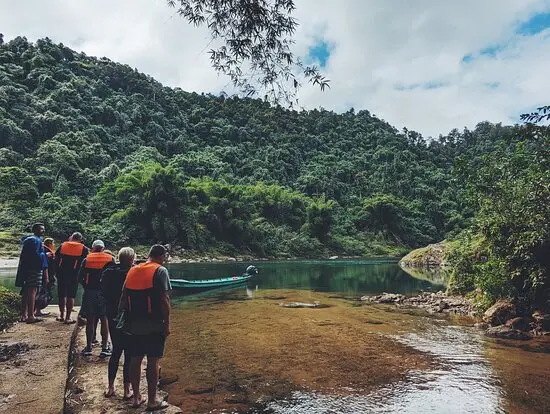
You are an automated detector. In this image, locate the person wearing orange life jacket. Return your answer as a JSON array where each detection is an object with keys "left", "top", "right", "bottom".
[
  {"left": 55, "top": 232, "right": 88, "bottom": 324},
  {"left": 79, "top": 240, "right": 115, "bottom": 358},
  {"left": 119, "top": 244, "right": 171, "bottom": 411}
]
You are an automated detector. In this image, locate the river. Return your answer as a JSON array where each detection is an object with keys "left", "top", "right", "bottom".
[{"left": 2, "top": 259, "right": 549, "bottom": 413}]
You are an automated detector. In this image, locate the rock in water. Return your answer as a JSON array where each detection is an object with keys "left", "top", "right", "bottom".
[
  {"left": 485, "top": 325, "right": 532, "bottom": 340},
  {"left": 504, "top": 317, "right": 531, "bottom": 332},
  {"left": 484, "top": 300, "right": 516, "bottom": 326},
  {"left": 280, "top": 302, "right": 329, "bottom": 308}
]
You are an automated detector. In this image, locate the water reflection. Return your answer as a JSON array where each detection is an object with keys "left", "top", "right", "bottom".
[
  {"left": 399, "top": 264, "right": 450, "bottom": 286},
  {"left": 264, "top": 319, "right": 505, "bottom": 414},
  {"left": 168, "top": 260, "right": 446, "bottom": 296}
]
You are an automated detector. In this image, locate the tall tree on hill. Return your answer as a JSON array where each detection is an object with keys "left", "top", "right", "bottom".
[{"left": 167, "top": 0, "right": 329, "bottom": 106}]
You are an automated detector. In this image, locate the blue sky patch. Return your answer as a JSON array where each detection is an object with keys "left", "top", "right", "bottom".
[
  {"left": 307, "top": 40, "right": 332, "bottom": 68},
  {"left": 462, "top": 44, "right": 504, "bottom": 63},
  {"left": 517, "top": 12, "right": 550, "bottom": 35},
  {"left": 394, "top": 81, "right": 449, "bottom": 91},
  {"left": 484, "top": 82, "right": 500, "bottom": 89}
]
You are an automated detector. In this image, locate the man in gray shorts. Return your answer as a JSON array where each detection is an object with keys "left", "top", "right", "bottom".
[{"left": 120, "top": 244, "right": 171, "bottom": 411}]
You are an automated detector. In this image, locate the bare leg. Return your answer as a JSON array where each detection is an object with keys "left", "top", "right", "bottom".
[
  {"left": 21, "top": 291, "right": 27, "bottom": 321},
  {"left": 65, "top": 297, "right": 75, "bottom": 321},
  {"left": 146, "top": 357, "right": 160, "bottom": 406},
  {"left": 25, "top": 287, "right": 37, "bottom": 320},
  {"left": 86, "top": 316, "right": 96, "bottom": 349},
  {"left": 100, "top": 316, "right": 109, "bottom": 348},
  {"left": 130, "top": 356, "right": 144, "bottom": 406},
  {"left": 58, "top": 296, "right": 66, "bottom": 319}
]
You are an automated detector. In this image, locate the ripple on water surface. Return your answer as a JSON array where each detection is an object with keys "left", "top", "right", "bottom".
[{"left": 263, "top": 320, "right": 505, "bottom": 414}]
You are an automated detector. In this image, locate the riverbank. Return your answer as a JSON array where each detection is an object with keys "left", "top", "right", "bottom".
[
  {"left": 361, "top": 290, "right": 477, "bottom": 317},
  {"left": 0, "top": 254, "right": 399, "bottom": 269},
  {"left": 65, "top": 324, "right": 182, "bottom": 413},
  {"left": 0, "top": 305, "right": 74, "bottom": 414}
]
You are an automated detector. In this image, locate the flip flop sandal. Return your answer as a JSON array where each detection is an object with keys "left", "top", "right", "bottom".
[
  {"left": 131, "top": 397, "right": 146, "bottom": 408},
  {"left": 56, "top": 317, "right": 65, "bottom": 322},
  {"left": 123, "top": 393, "right": 134, "bottom": 401},
  {"left": 104, "top": 390, "right": 116, "bottom": 398},
  {"left": 146, "top": 401, "right": 169, "bottom": 411},
  {"left": 26, "top": 318, "right": 44, "bottom": 324},
  {"left": 64, "top": 319, "right": 76, "bottom": 325}
]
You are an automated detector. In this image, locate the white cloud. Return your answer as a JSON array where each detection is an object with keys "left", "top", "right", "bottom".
[{"left": 1, "top": 0, "right": 550, "bottom": 137}]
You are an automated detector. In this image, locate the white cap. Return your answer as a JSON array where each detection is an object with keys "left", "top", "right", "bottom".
[{"left": 92, "top": 240, "right": 105, "bottom": 250}]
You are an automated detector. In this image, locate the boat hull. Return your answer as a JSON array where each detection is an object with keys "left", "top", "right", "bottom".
[{"left": 170, "top": 274, "right": 253, "bottom": 289}]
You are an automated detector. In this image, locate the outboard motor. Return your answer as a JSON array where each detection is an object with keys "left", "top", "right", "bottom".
[{"left": 246, "top": 265, "right": 258, "bottom": 275}]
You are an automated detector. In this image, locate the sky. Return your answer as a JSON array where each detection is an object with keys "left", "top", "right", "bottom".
[{"left": 1, "top": 0, "right": 550, "bottom": 138}]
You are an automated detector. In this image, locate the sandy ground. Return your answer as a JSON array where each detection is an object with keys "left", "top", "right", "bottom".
[
  {"left": 0, "top": 305, "right": 74, "bottom": 414},
  {"left": 65, "top": 323, "right": 182, "bottom": 414}
]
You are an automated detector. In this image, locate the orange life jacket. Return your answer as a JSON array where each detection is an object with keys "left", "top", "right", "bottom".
[
  {"left": 82, "top": 252, "right": 114, "bottom": 289},
  {"left": 125, "top": 261, "right": 162, "bottom": 320},
  {"left": 58, "top": 241, "right": 86, "bottom": 274}
]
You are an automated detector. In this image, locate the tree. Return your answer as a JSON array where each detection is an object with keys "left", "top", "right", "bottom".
[{"left": 167, "top": 0, "right": 329, "bottom": 105}]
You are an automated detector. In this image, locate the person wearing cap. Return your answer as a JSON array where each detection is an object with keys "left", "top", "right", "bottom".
[
  {"left": 79, "top": 240, "right": 115, "bottom": 357},
  {"left": 55, "top": 232, "right": 88, "bottom": 323},
  {"left": 119, "top": 244, "right": 171, "bottom": 410}
]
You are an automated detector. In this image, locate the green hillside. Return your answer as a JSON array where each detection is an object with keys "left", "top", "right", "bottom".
[{"left": 0, "top": 37, "right": 542, "bottom": 267}]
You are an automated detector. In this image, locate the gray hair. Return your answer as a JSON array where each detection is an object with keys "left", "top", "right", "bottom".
[
  {"left": 71, "top": 232, "right": 83, "bottom": 242},
  {"left": 117, "top": 247, "right": 135, "bottom": 266}
]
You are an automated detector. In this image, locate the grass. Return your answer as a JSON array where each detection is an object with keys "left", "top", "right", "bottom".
[
  {"left": 0, "top": 230, "right": 22, "bottom": 259},
  {"left": 0, "top": 286, "right": 20, "bottom": 330}
]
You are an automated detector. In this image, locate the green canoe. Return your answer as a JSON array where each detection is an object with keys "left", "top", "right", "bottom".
[
  {"left": 170, "top": 265, "right": 259, "bottom": 289},
  {"left": 171, "top": 274, "right": 253, "bottom": 289}
]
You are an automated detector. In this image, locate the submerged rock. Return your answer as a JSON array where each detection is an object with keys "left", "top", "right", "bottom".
[
  {"left": 485, "top": 325, "right": 532, "bottom": 340},
  {"left": 280, "top": 301, "right": 329, "bottom": 308},
  {"left": 484, "top": 300, "right": 516, "bottom": 326}
]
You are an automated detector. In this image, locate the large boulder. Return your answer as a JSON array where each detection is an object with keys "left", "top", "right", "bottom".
[
  {"left": 484, "top": 300, "right": 516, "bottom": 326},
  {"left": 504, "top": 317, "right": 531, "bottom": 332},
  {"left": 532, "top": 311, "right": 550, "bottom": 332},
  {"left": 485, "top": 325, "right": 532, "bottom": 340}
]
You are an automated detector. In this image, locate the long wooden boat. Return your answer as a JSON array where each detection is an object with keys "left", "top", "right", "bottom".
[{"left": 171, "top": 273, "right": 253, "bottom": 289}]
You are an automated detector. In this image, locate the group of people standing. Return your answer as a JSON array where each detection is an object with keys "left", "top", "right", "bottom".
[{"left": 16, "top": 223, "right": 172, "bottom": 411}]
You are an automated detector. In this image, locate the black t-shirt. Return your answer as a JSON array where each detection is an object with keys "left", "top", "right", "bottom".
[{"left": 101, "top": 264, "right": 131, "bottom": 319}]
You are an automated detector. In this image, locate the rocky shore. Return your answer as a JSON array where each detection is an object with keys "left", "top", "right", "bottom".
[
  {"left": 361, "top": 291, "right": 476, "bottom": 316},
  {"left": 478, "top": 299, "right": 550, "bottom": 341},
  {"left": 361, "top": 292, "right": 550, "bottom": 341}
]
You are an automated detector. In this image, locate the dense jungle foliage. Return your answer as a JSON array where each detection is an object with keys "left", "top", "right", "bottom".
[{"left": 1, "top": 36, "right": 548, "bottom": 307}]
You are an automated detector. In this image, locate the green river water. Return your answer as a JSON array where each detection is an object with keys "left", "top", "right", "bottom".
[{"left": 2, "top": 259, "right": 549, "bottom": 413}]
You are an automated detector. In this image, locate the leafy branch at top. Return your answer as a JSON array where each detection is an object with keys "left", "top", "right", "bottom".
[
  {"left": 520, "top": 106, "right": 550, "bottom": 124},
  {"left": 167, "top": 0, "right": 330, "bottom": 106}
]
